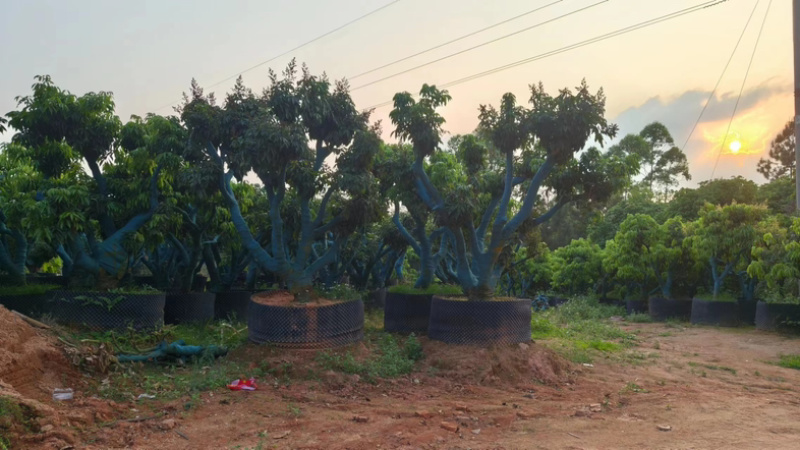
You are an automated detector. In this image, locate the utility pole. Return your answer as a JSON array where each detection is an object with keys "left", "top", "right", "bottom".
[{"left": 795, "top": 0, "right": 800, "bottom": 210}]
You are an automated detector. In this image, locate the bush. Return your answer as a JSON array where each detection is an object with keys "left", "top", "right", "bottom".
[{"left": 0, "top": 284, "right": 58, "bottom": 296}]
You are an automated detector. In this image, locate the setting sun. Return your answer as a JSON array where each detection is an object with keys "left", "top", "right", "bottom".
[{"left": 729, "top": 140, "right": 742, "bottom": 153}]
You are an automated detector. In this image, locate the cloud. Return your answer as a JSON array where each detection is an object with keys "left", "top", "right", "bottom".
[{"left": 610, "top": 81, "right": 792, "bottom": 186}]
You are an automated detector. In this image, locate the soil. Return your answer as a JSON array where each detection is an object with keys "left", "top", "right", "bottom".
[
  {"left": 252, "top": 290, "right": 337, "bottom": 307},
  {"left": 6, "top": 317, "right": 800, "bottom": 449}
]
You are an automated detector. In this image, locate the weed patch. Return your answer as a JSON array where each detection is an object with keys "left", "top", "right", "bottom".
[
  {"left": 777, "top": 354, "right": 800, "bottom": 370},
  {"left": 316, "top": 334, "right": 423, "bottom": 382},
  {"left": 627, "top": 313, "right": 653, "bottom": 323}
]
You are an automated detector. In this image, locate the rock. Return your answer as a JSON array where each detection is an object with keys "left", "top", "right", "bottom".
[
  {"left": 41, "top": 424, "right": 55, "bottom": 432},
  {"left": 159, "top": 419, "right": 177, "bottom": 430},
  {"left": 516, "top": 411, "right": 534, "bottom": 419},
  {"left": 413, "top": 378, "right": 420, "bottom": 384},
  {"left": 440, "top": 421, "right": 459, "bottom": 433},
  {"left": 523, "top": 394, "right": 535, "bottom": 399},
  {"left": 573, "top": 410, "right": 591, "bottom": 418},
  {"left": 582, "top": 363, "right": 594, "bottom": 368},
  {"left": 273, "top": 431, "right": 291, "bottom": 439},
  {"left": 455, "top": 403, "right": 470, "bottom": 412},
  {"left": 518, "top": 343, "right": 530, "bottom": 351},
  {"left": 471, "top": 428, "right": 481, "bottom": 435},
  {"left": 455, "top": 415, "right": 471, "bottom": 422},
  {"left": 589, "top": 403, "right": 602, "bottom": 412},
  {"left": 352, "top": 415, "right": 369, "bottom": 423},
  {"left": 657, "top": 425, "right": 672, "bottom": 432},
  {"left": 415, "top": 410, "right": 433, "bottom": 419}
]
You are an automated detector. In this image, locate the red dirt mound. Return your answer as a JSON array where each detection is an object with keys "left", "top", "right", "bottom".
[
  {"left": 0, "top": 306, "right": 80, "bottom": 401},
  {"left": 419, "top": 340, "right": 574, "bottom": 387}
]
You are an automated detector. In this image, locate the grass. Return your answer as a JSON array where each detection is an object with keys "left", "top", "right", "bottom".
[
  {"left": 688, "top": 362, "right": 737, "bottom": 375},
  {"left": 387, "top": 284, "right": 463, "bottom": 296},
  {"left": 0, "top": 395, "right": 37, "bottom": 448},
  {"left": 627, "top": 313, "right": 653, "bottom": 323},
  {"left": 777, "top": 354, "right": 800, "bottom": 370},
  {"left": 315, "top": 333, "right": 423, "bottom": 382},
  {"left": 530, "top": 296, "right": 637, "bottom": 363},
  {"left": 0, "top": 284, "right": 58, "bottom": 296}
]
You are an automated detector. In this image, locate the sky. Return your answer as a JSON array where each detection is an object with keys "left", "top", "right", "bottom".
[{"left": 0, "top": 0, "right": 793, "bottom": 187}]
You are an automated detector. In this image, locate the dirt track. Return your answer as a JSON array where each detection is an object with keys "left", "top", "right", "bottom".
[{"left": 9, "top": 321, "right": 800, "bottom": 449}]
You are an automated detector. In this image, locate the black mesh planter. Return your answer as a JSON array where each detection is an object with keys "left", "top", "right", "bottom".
[
  {"left": 648, "top": 297, "right": 692, "bottom": 321},
  {"left": 213, "top": 290, "right": 259, "bottom": 321},
  {"left": 737, "top": 299, "right": 758, "bottom": 326},
  {"left": 0, "top": 293, "right": 53, "bottom": 318},
  {"left": 50, "top": 291, "right": 165, "bottom": 331},
  {"left": 599, "top": 297, "right": 625, "bottom": 308},
  {"left": 626, "top": 299, "right": 648, "bottom": 315},
  {"left": 690, "top": 298, "right": 740, "bottom": 327},
  {"left": 755, "top": 302, "right": 800, "bottom": 331},
  {"left": 26, "top": 275, "right": 70, "bottom": 287},
  {"left": 248, "top": 293, "right": 364, "bottom": 348},
  {"left": 366, "top": 288, "right": 387, "bottom": 309},
  {"left": 165, "top": 292, "right": 215, "bottom": 324},
  {"left": 384, "top": 292, "right": 432, "bottom": 333},
  {"left": 428, "top": 296, "right": 532, "bottom": 346}
]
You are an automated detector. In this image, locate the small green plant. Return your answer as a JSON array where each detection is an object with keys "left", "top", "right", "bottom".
[
  {"left": 73, "top": 294, "right": 125, "bottom": 312},
  {"left": 316, "top": 334, "right": 423, "bottom": 382},
  {"left": 777, "top": 354, "right": 800, "bottom": 370},
  {"left": 627, "top": 313, "right": 653, "bottom": 323},
  {"left": 619, "top": 382, "right": 648, "bottom": 394}
]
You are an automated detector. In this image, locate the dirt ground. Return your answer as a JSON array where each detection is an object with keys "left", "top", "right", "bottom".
[{"left": 5, "top": 315, "right": 800, "bottom": 449}]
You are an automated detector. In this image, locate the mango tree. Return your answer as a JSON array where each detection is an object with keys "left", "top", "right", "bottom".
[
  {"left": 185, "top": 64, "right": 385, "bottom": 301},
  {"left": 691, "top": 203, "right": 767, "bottom": 300},
  {"left": 389, "top": 81, "right": 627, "bottom": 300}
]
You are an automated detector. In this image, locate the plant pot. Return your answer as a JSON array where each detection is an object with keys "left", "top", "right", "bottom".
[
  {"left": 626, "top": 299, "right": 648, "bottom": 315},
  {"left": 366, "top": 288, "right": 387, "bottom": 309},
  {"left": 690, "top": 298, "right": 740, "bottom": 327},
  {"left": 548, "top": 296, "right": 569, "bottom": 308},
  {"left": 50, "top": 291, "right": 165, "bottom": 331},
  {"left": 248, "top": 292, "right": 364, "bottom": 348},
  {"left": 0, "top": 293, "right": 53, "bottom": 318},
  {"left": 384, "top": 292, "right": 432, "bottom": 333},
  {"left": 165, "top": 292, "right": 215, "bottom": 324},
  {"left": 213, "top": 290, "right": 259, "bottom": 321},
  {"left": 737, "top": 299, "right": 758, "bottom": 326},
  {"left": 599, "top": 297, "right": 625, "bottom": 308},
  {"left": 26, "top": 274, "right": 70, "bottom": 287},
  {"left": 428, "top": 296, "right": 532, "bottom": 346},
  {"left": 755, "top": 302, "right": 800, "bottom": 331},
  {"left": 648, "top": 296, "right": 692, "bottom": 321}
]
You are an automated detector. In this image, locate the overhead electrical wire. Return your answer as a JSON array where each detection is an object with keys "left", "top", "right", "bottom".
[
  {"left": 348, "top": 0, "right": 564, "bottom": 80},
  {"left": 679, "top": 0, "right": 761, "bottom": 159},
  {"left": 350, "top": 0, "right": 609, "bottom": 91},
  {"left": 151, "top": 0, "right": 401, "bottom": 113},
  {"left": 361, "top": 0, "right": 731, "bottom": 111},
  {"left": 710, "top": 0, "right": 772, "bottom": 179}
]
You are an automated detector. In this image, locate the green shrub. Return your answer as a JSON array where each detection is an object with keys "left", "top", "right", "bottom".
[{"left": 388, "top": 284, "right": 463, "bottom": 296}]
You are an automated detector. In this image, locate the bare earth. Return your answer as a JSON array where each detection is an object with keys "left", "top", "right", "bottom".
[{"left": 8, "top": 320, "right": 800, "bottom": 449}]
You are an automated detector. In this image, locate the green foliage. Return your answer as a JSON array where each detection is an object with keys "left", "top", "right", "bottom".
[
  {"left": 777, "top": 354, "right": 800, "bottom": 370},
  {"left": 316, "top": 284, "right": 362, "bottom": 302},
  {"left": 627, "top": 313, "right": 653, "bottom": 323},
  {"left": 74, "top": 294, "right": 125, "bottom": 312},
  {"left": 550, "top": 239, "right": 603, "bottom": 295},
  {"left": 0, "top": 284, "right": 57, "bottom": 296},
  {"left": 668, "top": 177, "right": 759, "bottom": 221},
  {"left": 387, "top": 284, "right": 463, "bottom": 295},
  {"left": 749, "top": 216, "right": 800, "bottom": 303},
  {"left": 757, "top": 120, "right": 795, "bottom": 181},
  {"left": 315, "top": 334, "right": 423, "bottom": 382}
]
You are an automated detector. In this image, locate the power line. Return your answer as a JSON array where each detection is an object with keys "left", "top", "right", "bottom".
[
  {"left": 151, "top": 0, "right": 401, "bottom": 113},
  {"left": 680, "top": 0, "right": 761, "bottom": 156},
  {"left": 361, "top": 0, "right": 729, "bottom": 111},
  {"left": 348, "top": 0, "right": 564, "bottom": 81},
  {"left": 350, "top": 0, "right": 609, "bottom": 92},
  {"left": 710, "top": 0, "right": 772, "bottom": 179}
]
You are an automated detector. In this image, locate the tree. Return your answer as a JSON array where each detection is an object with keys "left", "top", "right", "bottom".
[
  {"left": 550, "top": 238, "right": 603, "bottom": 295},
  {"left": 4, "top": 76, "right": 164, "bottom": 287},
  {"left": 189, "top": 64, "right": 385, "bottom": 302},
  {"left": 757, "top": 120, "right": 795, "bottom": 181},
  {"left": 390, "top": 80, "right": 624, "bottom": 300},
  {"left": 667, "top": 176, "right": 758, "bottom": 221},
  {"left": 608, "top": 122, "right": 691, "bottom": 199},
  {"left": 691, "top": 203, "right": 767, "bottom": 300}
]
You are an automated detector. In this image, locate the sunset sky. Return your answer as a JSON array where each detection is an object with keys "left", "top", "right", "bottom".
[{"left": 0, "top": 0, "right": 793, "bottom": 187}]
